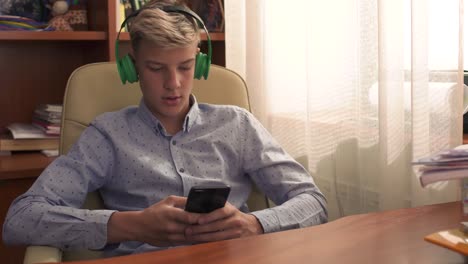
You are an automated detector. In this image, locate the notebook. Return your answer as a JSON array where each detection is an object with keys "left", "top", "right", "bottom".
[{"left": 424, "top": 228, "right": 468, "bottom": 255}]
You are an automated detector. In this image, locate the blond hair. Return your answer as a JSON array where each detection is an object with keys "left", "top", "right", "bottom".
[{"left": 129, "top": 0, "right": 200, "bottom": 52}]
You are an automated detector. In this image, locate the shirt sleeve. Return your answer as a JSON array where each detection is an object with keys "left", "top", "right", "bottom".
[
  {"left": 238, "top": 110, "right": 328, "bottom": 233},
  {"left": 2, "top": 125, "right": 116, "bottom": 250}
]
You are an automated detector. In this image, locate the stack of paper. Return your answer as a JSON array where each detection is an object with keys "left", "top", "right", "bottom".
[
  {"left": 7, "top": 123, "right": 55, "bottom": 139},
  {"left": 424, "top": 228, "right": 468, "bottom": 256},
  {"left": 412, "top": 145, "right": 468, "bottom": 187}
]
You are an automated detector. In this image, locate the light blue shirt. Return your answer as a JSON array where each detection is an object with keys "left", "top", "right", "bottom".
[{"left": 3, "top": 97, "right": 327, "bottom": 256}]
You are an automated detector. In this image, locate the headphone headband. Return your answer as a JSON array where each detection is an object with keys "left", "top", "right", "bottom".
[{"left": 161, "top": 5, "right": 212, "bottom": 59}]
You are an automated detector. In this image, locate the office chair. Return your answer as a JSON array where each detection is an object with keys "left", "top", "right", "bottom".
[{"left": 23, "top": 62, "right": 269, "bottom": 264}]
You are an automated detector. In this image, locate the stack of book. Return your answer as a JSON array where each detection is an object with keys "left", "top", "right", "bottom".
[
  {"left": 412, "top": 144, "right": 468, "bottom": 214},
  {"left": 413, "top": 145, "right": 468, "bottom": 187},
  {"left": 32, "top": 104, "right": 62, "bottom": 136},
  {"left": 0, "top": 123, "right": 59, "bottom": 156},
  {"left": 0, "top": 104, "right": 62, "bottom": 157}
]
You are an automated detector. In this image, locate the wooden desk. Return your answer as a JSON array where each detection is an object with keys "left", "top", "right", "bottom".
[{"left": 53, "top": 202, "right": 468, "bottom": 264}]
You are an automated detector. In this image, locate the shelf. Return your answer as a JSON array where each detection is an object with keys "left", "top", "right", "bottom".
[
  {"left": 0, "top": 152, "right": 55, "bottom": 180},
  {"left": 118, "top": 32, "right": 224, "bottom": 41},
  {"left": 0, "top": 31, "right": 107, "bottom": 41}
]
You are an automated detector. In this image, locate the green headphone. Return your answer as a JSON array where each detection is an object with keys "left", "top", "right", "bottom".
[{"left": 115, "top": 5, "right": 212, "bottom": 84}]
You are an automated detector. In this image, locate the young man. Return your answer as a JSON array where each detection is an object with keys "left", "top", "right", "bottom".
[{"left": 3, "top": 0, "right": 327, "bottom": 256}]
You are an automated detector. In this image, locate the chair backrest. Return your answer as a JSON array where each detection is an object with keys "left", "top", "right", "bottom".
[
  {"left": 61, "top": 62, "right": 251, "bottom": 153},
  {"left": 62, "top": 62, "right": 268, "bottom": 211}
]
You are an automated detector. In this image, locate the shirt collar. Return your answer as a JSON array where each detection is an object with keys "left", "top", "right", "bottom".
[
  {"left": 137, "top": 94, "right": 200, "bottom": 135},
  {"left": 183, "top": 95, "right": 199, "bottom": 132}
]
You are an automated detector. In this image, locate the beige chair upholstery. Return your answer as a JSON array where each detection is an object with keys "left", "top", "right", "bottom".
[{"left": 24, "top": 62, "right": 269, "bottom": 263}]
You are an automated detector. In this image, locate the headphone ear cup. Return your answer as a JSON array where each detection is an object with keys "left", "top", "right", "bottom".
[
  {"left": 194, "top": 52, "right": 210, "bottom": 80},
  {"left": 118, "top": 55, "right": 139, "bottom": 84}
]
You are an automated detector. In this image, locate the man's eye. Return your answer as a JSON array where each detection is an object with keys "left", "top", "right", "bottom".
[
  {"left": 148, "top": 67, "right": 162, "bottom": 72},
  {"left": 179, "top": 66, "right": 191, "bottom": 71}
]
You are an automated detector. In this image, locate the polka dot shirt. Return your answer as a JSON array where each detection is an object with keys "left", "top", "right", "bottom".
[{"left": 3, "top": 96, "right": 327, "bottom": 255}]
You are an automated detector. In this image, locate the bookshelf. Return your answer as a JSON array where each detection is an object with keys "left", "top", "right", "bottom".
[{"left": 0, "top": 1, "right": 225, "bottom": 263}]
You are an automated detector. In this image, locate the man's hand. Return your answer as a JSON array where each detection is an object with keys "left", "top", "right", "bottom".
[
  {"left": 107, "top": 195, "right": 200, "bottom": 247},
  {"left": 184, "top": 202, "right": 264, "bottom": 243}
]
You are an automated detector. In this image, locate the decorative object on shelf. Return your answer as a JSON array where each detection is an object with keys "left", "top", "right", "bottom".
[
  {"left": 47, "top": 0, "right": 68, "bottom": 17},
  {"left": 0, "top": 0, "right": 49, "bottom": 22},
  {"left": 66, "top": 0, "right": 87, "bottom": 30},
  {"left": 0, "top": 1, "right": 10, "bottom": 15},
  {"left": 189, "top": 0, "right": 224, "bottom": 32},
  {"left": 46, "top": 0, "right": 72, "bottom": 31},
  {"left": 0, "top": 15, "right": 50, "bottom": 31},
  {"left": 46, "top": 0, "right": 87, "bottom": 31}
]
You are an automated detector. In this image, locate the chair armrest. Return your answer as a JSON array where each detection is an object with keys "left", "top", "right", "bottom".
[{"left": 23, "top": 246, "right": 63, "bottom": 264}]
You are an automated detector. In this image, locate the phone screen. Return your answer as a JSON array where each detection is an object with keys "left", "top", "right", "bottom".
[{"left": 185, "top": 184, "right": 231, "bottom": 213}]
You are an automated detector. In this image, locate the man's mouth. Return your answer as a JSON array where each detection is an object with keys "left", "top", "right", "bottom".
[{"left": 163, "top": 96, "right": 182, "bottom": 105}]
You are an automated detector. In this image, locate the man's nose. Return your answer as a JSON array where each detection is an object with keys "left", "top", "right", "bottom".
[{"left": 164, "top": 68, "right": 180, "bottom": 90}]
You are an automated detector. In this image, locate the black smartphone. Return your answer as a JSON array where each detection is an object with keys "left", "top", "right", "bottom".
[{"left": 185, "top": 184, "right": 231, "bottom": 213}]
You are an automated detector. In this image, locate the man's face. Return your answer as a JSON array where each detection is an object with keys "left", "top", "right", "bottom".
[{"left": 134, "top": 40, "right": 198, "bottom": 125}]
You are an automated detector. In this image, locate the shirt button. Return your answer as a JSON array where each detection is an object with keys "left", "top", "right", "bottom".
[
  {"left": 179, "top": 168, "right": 185, "bottom": 173},
  {"left": 172, "top": 141, "right": 177, "bottom": 145}
]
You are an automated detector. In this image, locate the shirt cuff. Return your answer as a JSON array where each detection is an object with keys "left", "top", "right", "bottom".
[
  {"left": 250, "top": 208, "right": 281, "bottom": 233},
  {"left": 83, "top": 209, "right": 116, "bottom": 250}
]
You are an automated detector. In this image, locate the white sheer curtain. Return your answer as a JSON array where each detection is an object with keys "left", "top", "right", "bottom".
[{"left": 225, "top": 0, "right": 464, "bottom": 220}]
